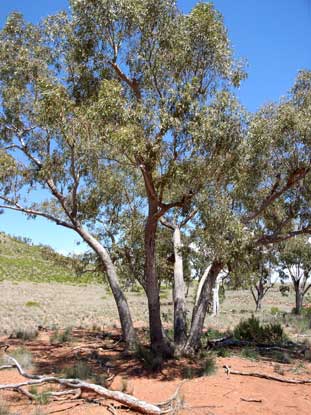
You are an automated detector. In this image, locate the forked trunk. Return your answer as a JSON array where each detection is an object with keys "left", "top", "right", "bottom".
[
  {"left": 144, "top": 205, "right": 170, "bottom": 355},
  {"left": 76, "top": 227, "right": 137, "bottom": 349},
  {"left": 184, "top": 261, "right": 222, "bottom": 353},
  {"left": 172, "top": 227, "right": 187, "bottom": 346}
]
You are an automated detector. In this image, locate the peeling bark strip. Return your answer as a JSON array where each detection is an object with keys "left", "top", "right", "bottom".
[{"left": 0, "top": 356, "right": 162, "bottom": 414}]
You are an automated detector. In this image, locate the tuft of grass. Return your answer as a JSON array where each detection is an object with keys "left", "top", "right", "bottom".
[
  {"left": 29, "top": 387, "right": 50, "bottom": 405},
  {"left": 10, "top": 347, "right": 33, "bottom": 370},
  {"left": 216, "top": 348, "right": 231, "bottom": 358},
  {"left": 270, "top": 306, "right": 280, "bottom": 315},
  {"left": 11, "top": 328, "right": 38, "bottom": 341},
  {"left": 25, "top": 301, "right": 40, "bottom": 308},
  {"left": 241, "top": 347, "right": 259, "bottom": 360},
  {"left": 182, "top": 354, "right": 217, "bottom": 378},
  {"left": 63, "top": 361, "right": 94, "bottom": 380},
  {"left": 50, "top": 328, "right": 72, "bottom": 345}
]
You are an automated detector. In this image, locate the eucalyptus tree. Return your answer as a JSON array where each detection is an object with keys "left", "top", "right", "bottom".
[
  {"left": 279, "top": 237, "right": 311, "bottom": 315},
  {"left": 70, "top": 0, "right": 246, "bottom": 353},
  {"left": 0, "top": 12, "right": 138, "bottom": 348},
  {"left": 184, "top": 70, "right": 311, "bottom": 352}
]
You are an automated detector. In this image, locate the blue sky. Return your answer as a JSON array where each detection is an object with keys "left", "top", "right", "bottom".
[{"left": 0, "top": 0, "right": 310, "bottom": 254}]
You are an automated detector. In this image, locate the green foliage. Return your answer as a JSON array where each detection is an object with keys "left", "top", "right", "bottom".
[
  {"left": 234, "top": 316, "right": 286, "bottom": 344},
  {"left": 29, "top": 387, "right": 50, "bottom": 405},
  {"left": 241, "top": 347, "right": 259, "bottom": 360},
  {"left": 0, "top": 233, "right": 100, "bottom": 284},
  {"left": 182, "top": 353, "right": 216, "bottom": 378},
  {"left": 25, "top": 301, "right": 40, "bottom": 308},
  {"left": 50, "top": 328, "right": 72, "bottom": 345},
  {"left": 9, "top": 348, "right": 33, "bottom": 370},
  {"left": 270, "top": 307, "right": 280, "bottom": 315},
  {"left": 63, "top": 361, "right": 94, "bottom": 380}
]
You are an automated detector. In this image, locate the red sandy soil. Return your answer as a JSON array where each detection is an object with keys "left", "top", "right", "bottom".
[{"left": 1, "top": 329, "right": 311, "bottom": 415}]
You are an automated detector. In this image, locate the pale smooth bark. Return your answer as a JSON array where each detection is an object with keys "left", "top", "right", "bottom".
[
  {"left": 76, "top": 226, "right": 137, "bottom": 349},
  {"left": 212, "top": 275, "right": 221, "bottom": 316},
  {"left": 172, "top": 227, "right": 187, "bottom": 346},
  {"left": 185, "top": 261, "right": 222, "bottom": 353}
]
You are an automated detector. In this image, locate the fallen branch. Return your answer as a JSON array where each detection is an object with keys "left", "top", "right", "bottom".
[
  {"left": 209, "top": 338, "right": 306, "bottom": 357},
  {"left": 0, "top": 356, "right": 163, "bottom": 414},
  {"left": 224, "top": 365, "right": 311, "bottom": 384},
  {"left": 240, "top": 397, "right": 262, "bottom": 403}
]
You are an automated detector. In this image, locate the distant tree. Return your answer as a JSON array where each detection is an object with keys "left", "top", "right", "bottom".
[{"left": 279, "top": 237, "right": 311, "bottom": 315}]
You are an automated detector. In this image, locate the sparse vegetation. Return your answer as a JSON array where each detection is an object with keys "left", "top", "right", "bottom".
[
  {"left": 50, "top": 328, "right": 72, "bottom": 345},
  {"left": 11, "top": 328, "right": 38, "bottom": 341},
  {"left": 233, "top": 316, "right": 286, "bottom": 344}
]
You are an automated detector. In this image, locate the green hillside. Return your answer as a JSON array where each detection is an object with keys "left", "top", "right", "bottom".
[{"left": 0, "top": 232, "right": 100, "bottom": 284}]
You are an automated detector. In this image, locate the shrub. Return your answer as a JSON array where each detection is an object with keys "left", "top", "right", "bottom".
[
  {"left": 50, "top": 328, "right": 72, "bottom": 344},
  {"left": 11, "top": 328, "right": 38, "bottom": 341},
  {"left": 29, "top": 387, "right": 50, "bottom": 405},
  {"left": 10, "top": 348, "right": 33, "bottom": 370},
  {"left": 182, "top": 354, "right": 216, "bottom": 378},
  {"left": 233, "top": 316, "right": 286, "bottom": 344},
  {"left": 241, "top": 347, "right": 259, "bottom": 360},
  {"left": 270, "top": 307, "right": 280, "bottom": 315},
  {"left": 63, "top": 361, "right": 93, "bottom": 380},
  {"left": 25, "top": 301, "right": 40, "bottom": 308}
]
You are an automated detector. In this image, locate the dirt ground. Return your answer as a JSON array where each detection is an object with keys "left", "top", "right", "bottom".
[{"left": 1, "top": 328, "right": 311, "bottom": 415}]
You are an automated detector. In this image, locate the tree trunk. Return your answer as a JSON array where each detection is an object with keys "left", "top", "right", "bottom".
[
  {"left": 255, "top": 295, "right": 262, "bottom": 312},
  {"left": 76, "top": 227, "right": 137, "bottom": 349},
  {"left": 184, "top": 261, "right": 222, "bottom": 353},
  {"left": 172, "top": 227, "right": 187, "bottom": 346},
  {"left": 212, "top": 276, "right": 221, "bottom": 316},
  {"left": 294, "top": 286, "right": 304, "bottom": 315},
  {"left": 144, "top": 204, "right": 169, "bottom": 355}
]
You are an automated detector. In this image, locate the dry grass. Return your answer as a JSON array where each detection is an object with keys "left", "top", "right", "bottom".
[{"left": 0, "top": 281, "right": 311, "bottom": 343}]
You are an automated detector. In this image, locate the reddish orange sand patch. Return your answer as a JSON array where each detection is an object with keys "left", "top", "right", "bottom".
[{"left": 1, "top": 332, "right": 311, "bottom": 415}]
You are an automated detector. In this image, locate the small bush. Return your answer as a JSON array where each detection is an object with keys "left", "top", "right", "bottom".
[
  {"left": 270, "top": 307, "right": 280, "bottom": 315},
  {"left": 10, "top": 348, "right": 33, "bottom": 370},
  {"left": 216, "top": 348, "right": 231, "bottom": 358},
  {"left": 241, "top": 347, "right": 259, "bottom": 360},
  {"left": 234, "top": 316, "right": 286, "bottom": 344},
  {"left": 50, "top": 328, "right": 72, "bottom": 344},
  {"left": 63, "top": 361, "right": 93, "bottom": 380},
  {"left": 182, "top": 354, "right": 216, "bottom": 378},
  {"left": 11, "top": 328, "right": 38, "bottom": 341},
  {"left": 25, "top": 301, "right": 40, "bottom": 308},
  {"left": 29, "top": 387, "right": 50, "bottom": 405}
]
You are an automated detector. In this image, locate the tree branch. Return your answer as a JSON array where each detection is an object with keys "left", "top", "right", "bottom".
[
  {"left": 0, "top": 198, "right": 75, "bottom": 230},
  {"left": 242, "top": 167, "right": 310, "bottom": 224}
]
